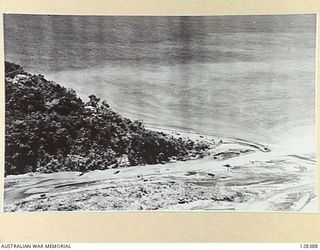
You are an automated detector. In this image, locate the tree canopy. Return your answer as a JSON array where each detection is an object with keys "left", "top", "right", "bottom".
[{"left": 5, "top": 61, "right": 209, "bottom": 175}]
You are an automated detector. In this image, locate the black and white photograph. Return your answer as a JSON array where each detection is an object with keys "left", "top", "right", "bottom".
[{"left": 3, "top": 14, "right": 316, "bottom": 212}]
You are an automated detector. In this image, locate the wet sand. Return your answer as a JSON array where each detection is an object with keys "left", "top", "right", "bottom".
[{"left": 3, "top": 128, "right": 316, "bottom": 212}]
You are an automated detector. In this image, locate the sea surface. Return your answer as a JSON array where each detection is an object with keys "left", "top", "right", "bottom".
[{"left": 4, "top": 14, "right": 316, "bottom": 145}]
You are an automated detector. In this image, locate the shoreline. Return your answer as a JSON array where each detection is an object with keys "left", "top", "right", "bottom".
[
  {"left": 5, "top": 126, "right": 270, "bottom": 179},
  {"left": 29, "top": 65, "right": 315, "bottom": 146},
  {"left": 3, "top": 126, "right": 316, "bottom": 212}
]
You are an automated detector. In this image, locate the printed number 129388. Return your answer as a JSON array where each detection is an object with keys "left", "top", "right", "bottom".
[{"left": 300, "top": 244, "right": 318, "bottom": 249}]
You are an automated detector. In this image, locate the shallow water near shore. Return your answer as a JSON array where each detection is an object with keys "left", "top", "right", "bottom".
[
  {"left": 3, "top": 14, "right": 317, "bottom": 211},
  {"left": 4, "top": 14, "right": 316, "bottom": 144}
]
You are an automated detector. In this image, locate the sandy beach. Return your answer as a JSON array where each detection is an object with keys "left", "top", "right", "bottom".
[
  {"left": 4, "top": 126, "right": 316, "bottom": 212},
  {"left": 3, "top": 15, "right": 316, "bottom": 212}
]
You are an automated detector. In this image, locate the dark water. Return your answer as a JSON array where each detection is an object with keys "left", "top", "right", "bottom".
[{"left": 4, "top": 14, "right": 316, "bottom": 142}]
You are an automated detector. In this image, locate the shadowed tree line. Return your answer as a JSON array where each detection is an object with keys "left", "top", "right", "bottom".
[{"left": 5, "top": 61, "right": 210, "bottom": 175}]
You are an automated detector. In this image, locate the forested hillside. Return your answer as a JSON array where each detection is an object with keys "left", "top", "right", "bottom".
[{"left": 5, "top": 62, "right": 210, "bottom": 175}]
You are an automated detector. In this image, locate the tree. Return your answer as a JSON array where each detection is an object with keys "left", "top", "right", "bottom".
[{"left": 87, "top": 94, "right": 100, "bottom": 108}]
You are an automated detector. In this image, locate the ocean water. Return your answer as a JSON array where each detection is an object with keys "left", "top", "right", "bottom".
[{"left": 4, "top": 14, "right": 316, "bottom": 144}]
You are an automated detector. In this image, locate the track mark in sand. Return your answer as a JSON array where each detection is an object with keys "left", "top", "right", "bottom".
[
  {"left": 222, "top": 138, "right": 270, "bottom": 152},
  {"left": 288, "top": 154, "right": 316, "bottom": 163},
  {"left": 54, "top": 180, "right": 99, "bottom": 189},
  {"left": 298, "top": 193, "right": 317, "bottom": 211},
  {"left": 185, "top": 171, "right": 197, "bottom": 176}
]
